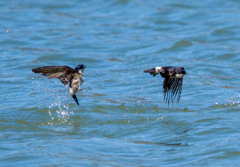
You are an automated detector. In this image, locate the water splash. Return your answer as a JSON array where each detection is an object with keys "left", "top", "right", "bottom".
[{"left": 48, "top": 102, "right": 74, "bottom": 123}]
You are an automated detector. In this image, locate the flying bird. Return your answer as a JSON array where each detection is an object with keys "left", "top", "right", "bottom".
[
  {"left": 144, "top": 66, "right": 187, "bottom": 105},
  {"left": 32, "top": 64, "right": 86, "bottom": 106}
]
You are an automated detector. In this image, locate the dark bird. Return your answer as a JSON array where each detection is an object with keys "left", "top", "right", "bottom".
[
  {"left": 144, "top": 66, "right": 187, "bottom": 105},
  {"left": 32, "top": 64, "right": 86, "bottom": 106}
]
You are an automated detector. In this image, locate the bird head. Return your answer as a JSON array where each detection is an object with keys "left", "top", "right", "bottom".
[
  {"left": 174, "top": 67, "right": 187, "bottom": 78},
  {"left": 75, "top": 64, "right": 86, "bottom": 74},
  {"left": 179, "top": 67, "right": 187, "bottom": 74}
]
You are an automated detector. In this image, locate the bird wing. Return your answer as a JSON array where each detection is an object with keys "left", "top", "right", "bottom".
[
  {"left": 32, "top": 66, "right": 76, "bottom": 85},
  {"left": 163, "top": 77, "right": 183, "bottom": 105},
  {"left": 171, "top": 78, "right": 183, "bottom": 102}
]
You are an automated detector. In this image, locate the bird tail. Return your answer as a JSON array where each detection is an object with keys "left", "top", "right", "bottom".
[
  {"left": 72, "top": 95, "right": 79, "bottom": 106},
  {"left": 143, "top": 68, "right": 155, "bottom": 73},
  {"left": 144, "top": 68, "right": 158, "bottom": 77}
]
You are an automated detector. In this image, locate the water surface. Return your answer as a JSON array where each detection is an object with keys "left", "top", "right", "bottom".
[{"left": 1, "top": 0, "right": 240, "bottom": 166}]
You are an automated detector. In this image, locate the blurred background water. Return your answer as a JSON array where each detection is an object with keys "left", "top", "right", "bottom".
[{"left": 1, "top": 0, "right": 240, "bottom": 166}]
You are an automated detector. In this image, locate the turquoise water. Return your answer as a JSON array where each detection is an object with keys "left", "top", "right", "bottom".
[{"left": 1, "top": 0, "right": 240, "bottom": 166}]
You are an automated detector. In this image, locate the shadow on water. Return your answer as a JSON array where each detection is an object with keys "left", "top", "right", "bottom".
[{"left": 130, "top": 140, "right": 190, "bottom": 147}]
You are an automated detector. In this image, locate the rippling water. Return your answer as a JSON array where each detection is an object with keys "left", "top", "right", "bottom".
[{"left": 1, "top": 0, "right": 240, "bottom": 166}]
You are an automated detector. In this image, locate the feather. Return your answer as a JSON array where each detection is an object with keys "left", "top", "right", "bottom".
[
  {"left": 144, "top": 66, "right": 186, "bottom": 105},
  {"left": 32, "top": 66, "right": 76, "bottom": 85}
]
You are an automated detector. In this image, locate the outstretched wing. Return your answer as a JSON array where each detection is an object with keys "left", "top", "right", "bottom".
[
  {"left": 32, "top": 66, "right": 76, "bottom": 85},
  {"left": 163, "top": 77, "right": 183, "bottom": 105}
]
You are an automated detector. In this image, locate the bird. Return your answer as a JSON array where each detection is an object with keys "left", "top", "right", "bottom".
[
  {"left": 144, "top": 66, "right": 187, "bottom": 105},
  {"left": 32, "top": 64, "right": 86, "bottom": 106}
]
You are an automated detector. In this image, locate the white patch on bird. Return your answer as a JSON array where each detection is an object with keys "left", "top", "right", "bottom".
[
  {"left": 69, "top": 88, "right": 74, "bottom": 96},
  {"left": 175, "top": 74, "right": 184, "bottom": 78},
  {"left": 155, "top": 67, "right": 162, "bottom": 72}
]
